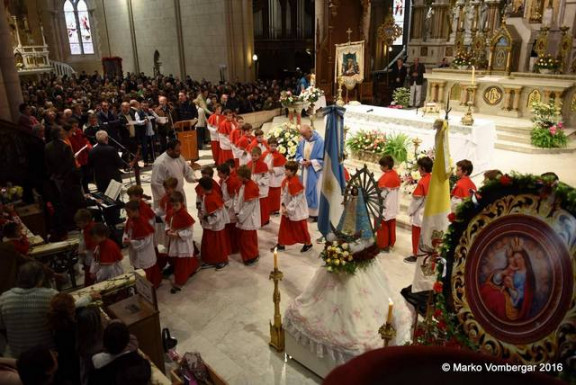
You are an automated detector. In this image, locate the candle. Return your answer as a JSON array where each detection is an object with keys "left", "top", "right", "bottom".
[
  {"left": 274, "top": 247, "right": 278, "bottom": 270},
  {"left": 471, "top": 65, "right": 476, "bottom": 85},
  {"left": 386, "top": 298, "right": 394, "bottom": 324}
]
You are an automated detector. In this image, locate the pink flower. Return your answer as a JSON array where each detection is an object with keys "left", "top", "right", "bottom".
[
  {"left": 558, "top": 122, "right": 564, "bottom": 129},
  {"left": 549, "top": 125, "right": 557, "bottom": 136}
]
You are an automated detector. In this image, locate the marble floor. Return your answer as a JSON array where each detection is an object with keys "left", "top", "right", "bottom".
[{"left": 133, "top": 126, "right": 576, "bottom": 384}]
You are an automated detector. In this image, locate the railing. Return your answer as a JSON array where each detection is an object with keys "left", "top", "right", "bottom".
[{"left": 51, "top": 61, "right": 76, "bottom": 77}]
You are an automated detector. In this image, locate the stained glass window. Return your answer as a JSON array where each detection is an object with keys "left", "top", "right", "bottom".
[{"left": 64, "top": 0, "right": 94, "bottom": 55}]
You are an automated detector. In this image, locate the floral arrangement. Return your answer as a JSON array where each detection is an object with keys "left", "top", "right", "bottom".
[
  {"left": 347, "top": 130, "right": 387, "bottom": 154},
  {"left": 452, "top": 51, "right": 472, "bottom": 68},
  {"left": 430, "top": 173, "right": 576, "bottom": 362},
  {"left": 0, "top": 184, "right": 23, "bottom": 204},
  {"left": 299, "top": 86, "right": 324, "bottom": 104},
  {"left": 279, "top": 90, "right": 298, "bottom": 105},
  {"left": 534, "top": 54, "right": 560, "bottom": 72},
  {"left": 390, "top": 87, "right": 410, "bottom": 109},
  {"left": 320, "top": 234, "right": 379, "bottom": 275},
  {"left": 266, "top": 122, "right": 300, "bottom": 159},
  {"left": 530, "top": 101, "right": 567, "bottom": 148}
]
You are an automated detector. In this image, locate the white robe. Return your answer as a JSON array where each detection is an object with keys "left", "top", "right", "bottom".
[
  {"left": 200, "top": 197, "right": 229, "bottom": 232},
  {"left": 281, "top": 185, "right": 308, "bottom": 222},
  {"left": 166, "top": 222, "right": 194, "bottom": 258},
  {"left": 407, "top": 196, "right": 426, "bottom": 227},
  {"left": 381, "top": 187, "right": 400, "bottom": 221},
  {"left": 151, "top": 152, "right": 196, "bottom": 209},
  {"left": 235, "top": 185, "right": 261, "bottom": 231},
  {"left": 264, "top": 154, "right": 285, "bottom": 188},
  {"left": 252, "top": 171, "right": 270, "bottom": 198},
  {"left": 207, "top": 124, "right": 219, "bottom": 142},
  {"left": 221, "top": 178, "right": 237, "bottom": 224},
  {"left": 123, "top": 231, "right": 157, "bottom": 270}
]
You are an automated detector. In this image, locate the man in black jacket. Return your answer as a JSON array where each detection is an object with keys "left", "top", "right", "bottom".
[
  {"left": 175, "top": 91, "right": 198, "bottom": 122},
  {"left": 96, "top": 101, "right": 121, "bottom": 148},
  {"left": 87, "top": 130, "right": 124, "bottom": 193}
]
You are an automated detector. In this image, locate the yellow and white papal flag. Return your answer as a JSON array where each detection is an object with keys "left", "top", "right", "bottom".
[{"left": 412, "top": 119, "right": 453, "bottom": 293}]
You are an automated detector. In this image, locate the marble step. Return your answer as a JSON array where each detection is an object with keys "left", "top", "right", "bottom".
[
  {"left": 495, "top": 139, "right": 576, "bottom": 154},
  {"left": 497, "top": 132, "right": 532, "bottom": 144}
]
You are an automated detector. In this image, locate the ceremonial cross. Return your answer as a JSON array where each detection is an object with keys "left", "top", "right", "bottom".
[{"left": 346, "top": 28, "right": 352, "bottom": 43}]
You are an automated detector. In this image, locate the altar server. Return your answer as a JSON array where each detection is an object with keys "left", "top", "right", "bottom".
[
  {"left": 74, "top": 209, "right": 97, "bottom": 286},
  {"left": 272, "top": 161, "right": 312, "bottom": 252},
  {"left": 124, "top": 201, "right": 161, "bottom": 288},
  {"left": 198, "top": 177, "right": 231, "bottom": 270},
  {"left": 235, "top": 123, "right": 255, "bottom": 167},
  {"left": 217, "top": 109, "right": 236, "bottom": 165},
  {"left": 207, "top": 104, "right": 223, "bottom": 163},
  {"left": 90, "top": 223, "right": 124, "bottom": 282},
  {"left": 195, "top": 165, "right": 222, "bottom": 213},
  {"left": 405, "top": 156, "right": 433, "bottom": 263},
  {"left": 127, "top": 185, "right": 155, "bottom": 224},
  {"left": 450, "top": 159, "right": 477, "bottom": 212},
  {"left": 376, "top": 156, "right": 401, "bottom": 251},
  {"left": 235, "top": 166, "right": 261, "bottom": 265},
  {"left": 218, "top": 163, "right": 242, "bottom": 255},
  {"left": 295, "top": 125, "right": 324, "bottom": 220},
  {"left": 165, "top": 191, "right": 199, "bottom": 293},
  {"left": 247, "top": 147, "right": 270, "bottom": 226},
  {"left": 262, "top": 137, "right": 287, "bottom": 215},
  {"left": 247, "top": 129, "right": 269, "bottom": 154}
]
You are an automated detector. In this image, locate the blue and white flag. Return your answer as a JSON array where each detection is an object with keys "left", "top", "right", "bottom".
[{"left": 318, "top": 105, "right": 347, "bottom": 237}]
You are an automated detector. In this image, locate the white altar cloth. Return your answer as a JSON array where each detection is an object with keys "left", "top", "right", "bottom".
[
  {"left": 284, "top": 257, "right": 413, "bottom": 376},
  {"left": 344, "top": 104, "right": 496, "bottom": 176}
]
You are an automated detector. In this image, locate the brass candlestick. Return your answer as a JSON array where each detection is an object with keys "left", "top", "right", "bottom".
[
  {"left": 336, "top": 76, "right": 345, "bottom": 107},
  {"left": 412, "top": 137, "right": 422, "bottom": 157},
  {"left": 379, "top": 322, "right": 397, "bottom": 347},
  {"left": 461, "top": 87, "right": 475, "bottom": 126},
  {"left": 269, "top": 267, "right": 285, "bottom": 352}
]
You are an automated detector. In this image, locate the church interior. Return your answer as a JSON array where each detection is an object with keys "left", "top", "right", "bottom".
[{"left": 1, "top": 0, "right": 576, "bottom": 384}]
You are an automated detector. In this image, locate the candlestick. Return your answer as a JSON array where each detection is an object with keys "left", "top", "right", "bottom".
[
  {"left": 471, "top": 66, "right": 476, "bottom": 85},
  {"left": 273, "top": 247, "right": 278, "bottom": 269},
  {"left": 387, "top": 298, "right": 394, "bottom": 324}
]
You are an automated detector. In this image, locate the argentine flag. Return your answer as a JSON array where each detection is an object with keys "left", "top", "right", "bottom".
[{"left": 318, "top": 105, "right": 347, "bottom": 237}]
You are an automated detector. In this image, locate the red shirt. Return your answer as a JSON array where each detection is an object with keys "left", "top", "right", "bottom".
[
  {"left": 378, "top": 169, "right": 401, "bottom": 189},
  {"left": 95, "top": 238, "right": 123, "bottom": 264},
  {"left": 281, "top": 175, "right": 304, "bottom": 196},
  {"left": 247, "top": 159, "right": 269, "bottom": 175},
  {"left": 413, "top": 173, "right": 431, "bottom": 197},
  {"left": 68, "top": 128, "right": 92, "bottom": 166},
  {"left": 451, "top": 175, "right": 477, "bottom": 199}
]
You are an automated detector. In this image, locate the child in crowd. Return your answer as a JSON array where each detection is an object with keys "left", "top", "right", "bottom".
[
  {"left": 248, "top": 129, "right": 269, "bottom": 153},
  {"left": 272, "top": 161, "right": 312, "bottom": 253},
  {"left": 235, "top": 166, "right": 261, "bottom": 265},
  {"left": 127, "top": 185, "right": 155, "bottom": 225},
  {"left": 155, "top": 177, "right": 178, "bottom": 252},
  {"left": 198, "top": 177, "right": 231, "bottom": 270},
  {"left": 207, "top": 103, "right": 223, "bottom": 163},
  {"left": 218, "top": 162, "right": 242, "bottom": 255},
  {"left": 165, "top": 191, "right": 198, "bottom": 293},
  {"left": 235, "top": 123, "right": 254, "bottom": 167},
  {"left": 74, "top": 209, "right": 97, "bottom": 286},
  {"left": 217, "top": 109, "right": 236, "bottom": 165},
  {"left": 123, "top": 201, "right": 161, "bottom": 288},
  {"left": 247, "top": 147, "right": 270, "bottom": 226},
  {"left": 262, "top": 137, "right": 287, "bottom": 215},
  {"left": 194, "top": 166, "right": 222, "bottom": 213},
  {"left": 482, "top": 169, "right": 502, "bottom": 185},
  {"left": 450, "top": 159, "right": 477, "bottom": 212},
  {"left": 376, "top": 155, "right": 401, "bottom": 252},
  {"left": 90, "top": 223, "right": 124, "bottom": 282},
  {"left": 405, "top": 156, "right": 433, "bottom": 264},
  {"left": 2, "top": 221, "right": 30, "bottom": 255}
]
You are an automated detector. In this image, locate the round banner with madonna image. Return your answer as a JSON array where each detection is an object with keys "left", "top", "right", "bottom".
[{"left": 444, "top": 174, "right": 576, "bottom": 366}]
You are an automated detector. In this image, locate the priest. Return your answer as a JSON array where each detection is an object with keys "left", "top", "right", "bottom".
[{"left": 295, "top": 125, "right": 324, "bottom": 221}]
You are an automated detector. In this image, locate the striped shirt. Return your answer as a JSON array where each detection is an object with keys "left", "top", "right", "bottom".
[{"left": 0, "top": 287, "right": 58, "bottom": 358}]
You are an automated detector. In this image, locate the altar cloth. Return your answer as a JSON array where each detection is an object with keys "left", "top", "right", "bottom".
[{"left": 344, "top": 104, "right": 496, "bottom": 176}]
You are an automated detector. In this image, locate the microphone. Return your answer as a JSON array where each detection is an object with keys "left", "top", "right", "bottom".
[{"left": 366, "top": 108, "right": 374, "bottom": 113}]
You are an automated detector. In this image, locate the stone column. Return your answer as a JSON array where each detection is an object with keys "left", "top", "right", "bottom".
[
  {"left": 0, "top": 5, "right": 23, "bottom": 121},
  {"left": 502, "top": 88, "right": 512, "bottom": 110},
  {"left": 542, "top": 89, "right": 551, "bottom": 104},
  {"left": 459, "top": 82, "right": 468, "bottom": 105},
  {"left": 512, "top": 88, "right": 523, "bottom": 111},
  {"left": 438, "top": 81, "right": 446, "bottom": 103},
  {"left": 468, "top": 85, "right": 478, "bottom": 106}
]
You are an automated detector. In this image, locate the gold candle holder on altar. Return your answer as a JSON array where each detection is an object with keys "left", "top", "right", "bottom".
[
  {"left": 379, "top": 298, "right": 397, "bottom": 347},
  {"left": 269, "top": 248, "right": 285, "bottom": 352},
  {"left": 461, "top": 87, "right": 475, "bottom": 126},
  {"left": 412, "top": 137, "right": 422, "bottom": 157},
  {"left": 336, "top": 76, "right": 345, "bottom": 107}
]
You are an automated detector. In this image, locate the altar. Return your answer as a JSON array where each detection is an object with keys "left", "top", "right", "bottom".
[{"left": 344, "top": 104, "right": 496, "bottom": 176}]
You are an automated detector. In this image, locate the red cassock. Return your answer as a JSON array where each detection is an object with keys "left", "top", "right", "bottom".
[
  {"left": 207, "top": 113, "right": 222, "bottom": 162},
  {"left": 195, "top": 178, "right": 223, "bottom": 199},
  {"left": 230, "top": 128, "right": 242, "bottom": 148},
  {"left": 221, "top": 173, "right": 242, "bottom": 254},
  {"left": 10, "top": 237, "right": 30, "bottom": 256},
  {"left": 96, "top": 238, "right": 123, "bottom": 264},
  {"left": 451, "top": 176, "right": 477, "bottom": 199},
  {"left": 69, "top": 128, "right": 92, "bottom": 166},
  {"left": 138, "top": 200, "right": 156, "bottom": 223},
  {"left": 278, "top": 177, "right": 311, "bottom": 246},
  {"left": 125, "top": 216, "right": 161, "bottom": 288},
  {"left": 247, "top": 139, "right": 270, "bottom": 154},
  {"left": 159, "top": 194, "right": 174, "bottom": 217},
  {"left": 262, "top": 150, "right": 286, "bottom": 214},
  {"left": 165, "top": 208, "right": 199, "bottom": 286},
  {"left": 248, "top": 159, "right": 270, "bottom": 225},
  {"left": 411, "top": 173, "right": 431, "bottom": 256},
  {"left": 200, "top": 192, "right": 231, "bottom": 265},
  {"left": 376, "top": 170, "right": 401, "bottom": 249},
  {"left": 238, "top": 180, "right": 260, "bottom": 262},
  {"left": 218, "top": 120, "right": 235, "bottom": 165}
]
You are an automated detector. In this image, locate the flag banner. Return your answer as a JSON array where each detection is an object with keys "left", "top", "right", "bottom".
[
  {"left": 412, "top": 119, "right": 453, "bottom": 293},
  {"left": 318, "top": 105, "right": 347, "bottom": 237}
]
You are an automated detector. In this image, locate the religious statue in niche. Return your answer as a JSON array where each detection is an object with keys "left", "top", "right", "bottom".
[{"left": 153, "top": 50, "right": 161, "bottom": 77}]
